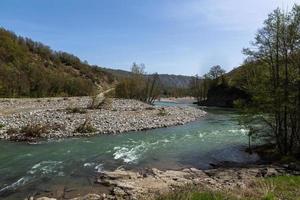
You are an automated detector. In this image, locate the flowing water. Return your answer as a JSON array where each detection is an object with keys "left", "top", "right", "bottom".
[{"left": 0, "top": 102, "right": 259, "bottom": 199}]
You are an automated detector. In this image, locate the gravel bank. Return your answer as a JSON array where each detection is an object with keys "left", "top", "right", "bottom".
[{"left": 0, "top": 97, "right": 206, "bottom": 141}]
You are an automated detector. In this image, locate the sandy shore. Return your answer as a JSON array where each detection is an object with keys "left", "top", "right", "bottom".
[{"left": 0, "top": 97, "right": 206, "bottom": 141}]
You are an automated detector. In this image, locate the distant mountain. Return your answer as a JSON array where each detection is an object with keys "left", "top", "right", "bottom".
[
  {"left": 156, "top": 74, "right": 193, "bottom": 89},
  {"left": 102, "top": 68, "right": 194, "bottom": 89}
]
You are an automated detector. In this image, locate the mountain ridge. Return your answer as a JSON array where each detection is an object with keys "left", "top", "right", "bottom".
[{"left": 102, "top": 67, "right": 194, "bottom": 89}]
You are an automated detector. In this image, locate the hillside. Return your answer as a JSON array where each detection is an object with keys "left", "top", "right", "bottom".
[
  {"left": 0, "top": 28, "right": 115, "bottom": 97},
  {"left": 156, "top": 74, "right": 193, "bottom": 89},
  {"left": 0, "top": 27, "right": 194, "bottom": 98}
]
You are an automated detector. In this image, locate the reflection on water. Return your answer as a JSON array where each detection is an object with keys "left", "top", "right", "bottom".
[{"left": 0, "top": 102, "right": 259, "bottom": 199}]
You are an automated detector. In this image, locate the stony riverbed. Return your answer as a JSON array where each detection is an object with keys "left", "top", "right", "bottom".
[
  {"left": 0, "top": 97, "right": 206, "bottom": 141},
  {"left": 28, "top": 165, "right": 300, "bottom": 200}
]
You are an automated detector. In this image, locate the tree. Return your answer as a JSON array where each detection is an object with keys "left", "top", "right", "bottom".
[
  {"left": 115, "top": 63, "right": 161, "bottom": 104},
  {"left": 143, "top": 73, "right": 160, "bottom": 104},
  {"left": 207, "top": 65, "right": 226, "bottom": 79},
  {"left": 190, "top": 65, "right": 226, "bottom": 103},
  {"left": 242, "top": 5, "right": 300, "bottom": 155}
]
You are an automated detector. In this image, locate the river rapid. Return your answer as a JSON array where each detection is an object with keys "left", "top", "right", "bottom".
[{"left": 0, "top": 102, "right": 259, "bottom": 199}]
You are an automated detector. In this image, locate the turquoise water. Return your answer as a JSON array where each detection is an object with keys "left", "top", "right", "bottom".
[{"left": 0, "top": 103, "right": 258, "bottom": 199}]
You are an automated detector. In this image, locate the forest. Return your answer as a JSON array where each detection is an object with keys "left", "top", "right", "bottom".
[{"left": 0, "top": 28, "right": 114, "bottom": 97}]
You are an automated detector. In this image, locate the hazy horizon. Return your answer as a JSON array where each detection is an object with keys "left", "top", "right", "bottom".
[{"left": 1, "top": 0, "right": 300, "bottom": 76}]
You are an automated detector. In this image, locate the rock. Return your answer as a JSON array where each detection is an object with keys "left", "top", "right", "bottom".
[
  {"left": 71, "top": 193, "right": 102, "bottom": 200},
  {"left": 112, "top": 187, "right": 127, "bottom": 197},
  {"left": 265, "top": 167, "right": 279, "bottom": 177},
  {"left": 23, "top": 165, "right": 300, "bottom": 200},
  {"left": 36, "top": 197, "right": 57, "bottom": 200},
  {"left": 254, "top": 167, "right": 279, "bottom": 177}
]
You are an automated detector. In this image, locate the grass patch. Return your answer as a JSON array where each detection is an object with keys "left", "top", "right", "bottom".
[
  {"left": 75, "top": 119, "right": 97, "bottom": 133},
  {"left": 260, "top": 176, "right": 300, "bottom": 200},
  {"left": 261, "top": 193, "right": 276, "bottom": 200},
  {"left": 190, "top": 192, "right": 232, "bottom": 200},
  {"left": 156, "top": 186, "right": 235, "bottom": 200},
  {"left": 156, "top": 176, "right": 300, "bottom": 200}
]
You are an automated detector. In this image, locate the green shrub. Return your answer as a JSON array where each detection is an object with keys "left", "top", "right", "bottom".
[
  {"left": 157, "top": 108, "right": 168, "bottom": 116},
  {"left": 20, "top": 124, "right": 50, "bottom": 137},
  {"left": 75, "top": 119, "right": 96, "bottom": 133},
  {"left": 66, "top": 107, "right": 87, "bottom": 114}
]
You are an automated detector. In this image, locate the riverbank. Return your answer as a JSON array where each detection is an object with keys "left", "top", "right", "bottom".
[
  {"left": 0, "top": 97, "right": 206, "bottom": 141},
  {"left": 29, "top": 165, "right": 300, "bottom": 200}
]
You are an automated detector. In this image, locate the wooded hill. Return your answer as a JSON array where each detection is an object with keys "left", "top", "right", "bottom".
[
  {"left": 0, "top": 27, "right": 195, "bottom": 98},
  {"left": 0, "top": 28, "right": 115, "bottom": 97}
]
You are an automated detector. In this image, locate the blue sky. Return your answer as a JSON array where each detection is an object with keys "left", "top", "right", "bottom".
[{"left": 1, "top": 0, "right": 300, "bottom": 75}]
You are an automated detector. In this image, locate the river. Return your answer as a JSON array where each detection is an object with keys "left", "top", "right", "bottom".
[{"left": 0, "top": 102, "right": 259, "bottom": 199}]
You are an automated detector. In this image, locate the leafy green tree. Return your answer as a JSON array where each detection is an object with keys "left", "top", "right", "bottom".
[{"left": 242, "top": 5, "right": 300, "bottom": 155}]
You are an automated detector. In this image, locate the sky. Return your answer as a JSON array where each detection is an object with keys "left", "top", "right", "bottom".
[{"left": 1, "top": 0, "right": 300, "bottom": 76}]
